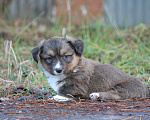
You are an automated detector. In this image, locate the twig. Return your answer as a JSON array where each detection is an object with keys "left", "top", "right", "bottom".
[
  {"left": 10, "top": 42, "right": 18, "bottom": 66},
  {"left": 0, "top": 78, "right": 13, "bottom": 83},
  {"left": 121, "top": 115, "right": 142, "bottom": 120},
  {"left": 121, "top": 109, "right": 150, "bottom": 112},
  {"left": 13, "top": 60, "right": 30, "bottom": 71}
]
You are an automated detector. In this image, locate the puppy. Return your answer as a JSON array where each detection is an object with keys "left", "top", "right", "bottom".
[{"left": 32, "top": 36, "right": 149, "bottom": 101}]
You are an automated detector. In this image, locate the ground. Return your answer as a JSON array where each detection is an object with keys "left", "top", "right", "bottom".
[{"left": 0, "top": 97, "right": 150, "bottom": 119}]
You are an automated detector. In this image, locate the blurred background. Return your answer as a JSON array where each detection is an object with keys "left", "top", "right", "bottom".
[
  {"left": 1, "top": 0, "right": 150, "bottom": 27},
  {"left": 0, "top": 0, "right": 150, "bottom": 96}
]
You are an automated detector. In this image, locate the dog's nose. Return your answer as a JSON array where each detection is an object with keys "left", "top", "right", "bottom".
[{"left": 55, "top": 68, "right": 62, "bottom": 73}]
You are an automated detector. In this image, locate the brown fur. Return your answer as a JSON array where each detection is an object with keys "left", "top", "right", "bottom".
[
  {"left": 68, "top": 54, "right": 80, "bottom": 71},
  {"left": 32, "top": 36, "right": 149, "bottom": 100}
]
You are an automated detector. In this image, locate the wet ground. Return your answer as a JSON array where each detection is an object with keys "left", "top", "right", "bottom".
[{"left": 0, "top": 98, "right": 150, "bottom": 120}]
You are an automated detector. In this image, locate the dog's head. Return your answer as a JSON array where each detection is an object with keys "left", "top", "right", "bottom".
[{"left": 32, "top": 36, "right": 84, "bottom": 76}]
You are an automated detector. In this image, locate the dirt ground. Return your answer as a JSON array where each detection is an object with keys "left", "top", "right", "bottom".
[{"left": 0, "top": 97, "right": 150, "bottom": 120}]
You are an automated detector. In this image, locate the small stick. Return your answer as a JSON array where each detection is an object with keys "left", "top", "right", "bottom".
[{"left": 121, "top": 115, "right": 142, "bottom": 120}]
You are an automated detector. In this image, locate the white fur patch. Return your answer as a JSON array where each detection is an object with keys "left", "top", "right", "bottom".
[
  {"left": 40, "top": 64, "right": 66, "bottom": 94},
  {"left": 55, "top": 61, "right": 62, "bottom": 69},
  {"left": 49, "top": 95, "right": 73, "bottom": 102},
  {"left": 89, "top": 92, "right": 100, "bottom": 100},
  {"left": 73, "top": 66, "right": 80, "bottom": 73}
]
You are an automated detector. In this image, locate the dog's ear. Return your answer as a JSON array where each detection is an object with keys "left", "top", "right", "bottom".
[
  {"left": 31, "top": 39, "right": 45, "bottom": 63},
  {"left": 66, "top": 36, "right": 84, "bottom": 56}
]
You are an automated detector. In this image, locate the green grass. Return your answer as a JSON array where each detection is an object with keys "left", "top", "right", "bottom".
[{"left": 0, "top": 17, "right": 150, "bottom": 97}]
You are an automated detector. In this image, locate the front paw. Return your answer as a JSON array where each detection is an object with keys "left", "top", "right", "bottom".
[
  {"left": 49, "top": 95, "right": 73, "bottom": 102},
  {"left": 89, "top": 92, "right": 100, "bottom": 101}
]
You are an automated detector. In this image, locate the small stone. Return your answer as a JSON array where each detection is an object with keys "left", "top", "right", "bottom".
[
  {"left": 16, "top": 83, "right": 26, "bottom": 90},
  {"left": 33, "top": 94, "right": 42, "bottom": 99},
  {"left": 45, "top": 93, "right": 53, "bottom": 98},
  {"left": 29, "top": 87, "right": 40, "bottom": 94},
  {"left": 19, "top": 111, "right": 22, "bottom": 113},
  {"left": 107, "top": 106, "right": 110, "bottom": 109},
  {"left": 15, "top": 96, "right": 31, "bottom": 101},
  {"left": 13, "top": 88, "right": 23, "bottom": 94}
]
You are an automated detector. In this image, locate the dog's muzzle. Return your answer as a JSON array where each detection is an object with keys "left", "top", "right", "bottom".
[{"left": 54, "top": 61, "right": 63, "bottom": 75}]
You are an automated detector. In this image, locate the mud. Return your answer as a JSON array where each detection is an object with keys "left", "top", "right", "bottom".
[{"left": 0, "top": 98, "right": 150, "bottom": 120}]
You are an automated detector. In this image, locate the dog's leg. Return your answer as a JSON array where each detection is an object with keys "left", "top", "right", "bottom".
[
  {"left": 49, "top": 95, "right": 73, "bottom": 102},
  {"left": 89, "top": 90, "right": 121, "bottom": 100}
]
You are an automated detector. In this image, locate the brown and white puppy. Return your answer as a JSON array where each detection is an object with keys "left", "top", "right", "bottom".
[{"left": 32, "top": 36, "right": 149, "bottom": 101}]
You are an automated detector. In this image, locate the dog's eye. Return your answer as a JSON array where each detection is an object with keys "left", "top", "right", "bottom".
[
  {"left": 63, "top": 55, "right": 69, "bottom": 60},
  {"left": 48, "top": 56, "right": 53, "bottom": 61}
]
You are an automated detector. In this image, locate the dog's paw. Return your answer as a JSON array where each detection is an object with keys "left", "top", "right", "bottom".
[
  {"left": 48, "top": 95, "right": 73, "bottom": 102},
  {"left": 89, "top": 92, "right": 100, "bottom": 101}
]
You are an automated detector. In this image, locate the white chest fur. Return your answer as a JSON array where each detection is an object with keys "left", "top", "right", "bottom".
[{"left": 40, "top": 64, "right": 66, "bottom": 94}]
